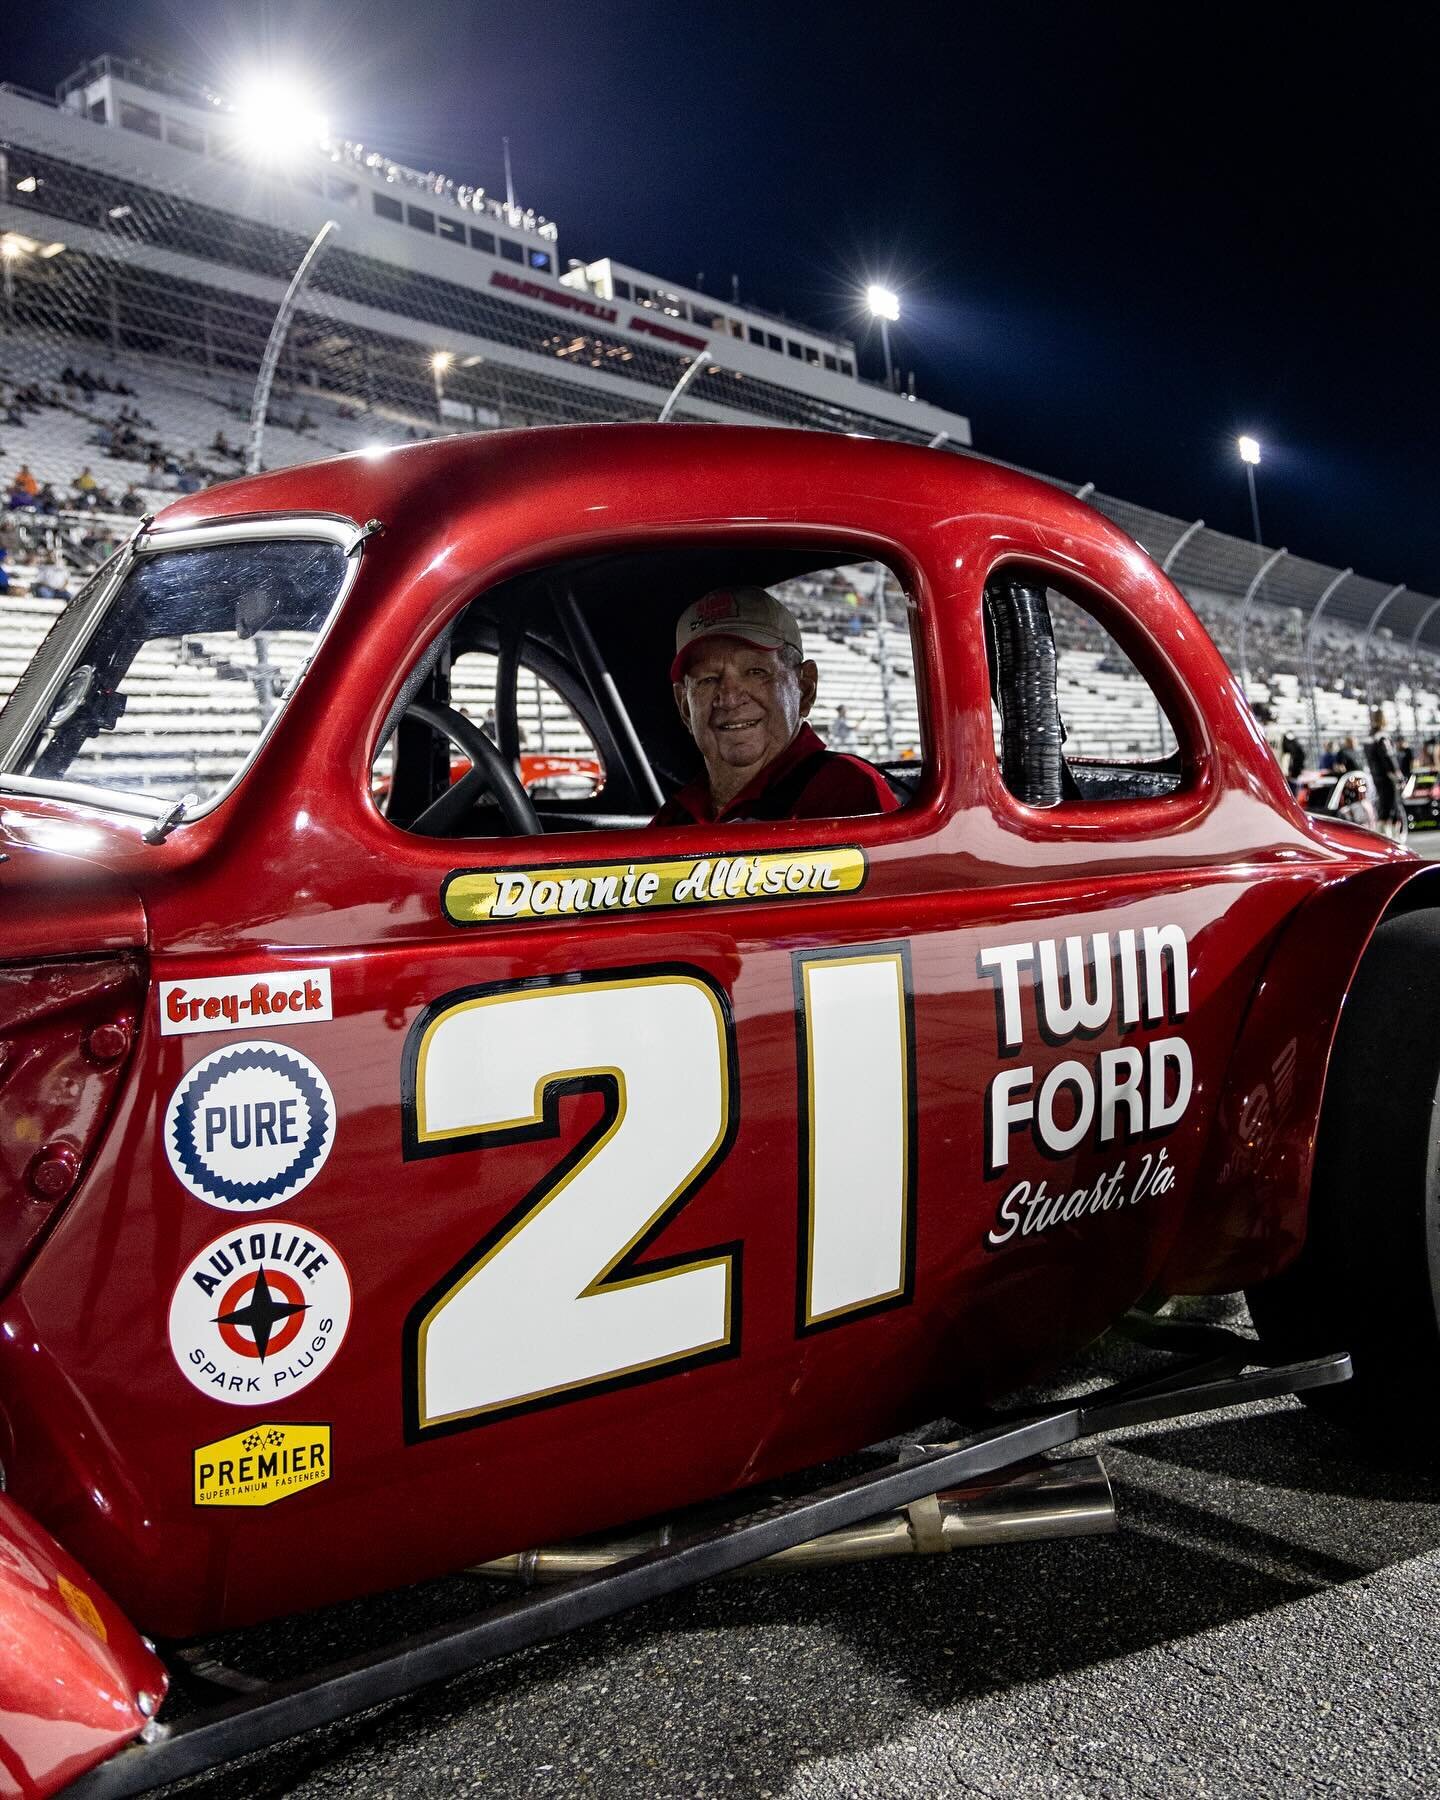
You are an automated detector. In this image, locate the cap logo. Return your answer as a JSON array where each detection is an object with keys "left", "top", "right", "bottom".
[{"left": 696, "top": 591, "right": 737, "bottom": 624}]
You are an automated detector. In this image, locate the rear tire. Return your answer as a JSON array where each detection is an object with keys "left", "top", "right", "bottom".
[{"left": 1246, "top": 908, "right": 1440, "bottom": 1449}]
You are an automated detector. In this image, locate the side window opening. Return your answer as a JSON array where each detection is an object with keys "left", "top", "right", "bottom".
[
  {"left": 375, "top": 547, "right": 926, "bottom": 840},
  {"left": 985, "top": 571, "right": 1183, "bottom": 806}
]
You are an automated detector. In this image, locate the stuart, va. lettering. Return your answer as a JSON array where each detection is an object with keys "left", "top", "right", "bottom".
[
  {"left": 977, "top": 923, "right": 1193, "bottom": 1176},
  {"left": 987, "top": 1145, "right": 1177, "bottom": 1249}
]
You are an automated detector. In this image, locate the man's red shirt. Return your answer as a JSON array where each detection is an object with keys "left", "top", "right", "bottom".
[{"left": 651, "top": 722, "right": 901, "bottom": 826}]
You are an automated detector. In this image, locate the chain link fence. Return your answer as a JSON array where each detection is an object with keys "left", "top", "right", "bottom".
[{"left": 3, "top": 82, "right": 1438, "bottom": 757}]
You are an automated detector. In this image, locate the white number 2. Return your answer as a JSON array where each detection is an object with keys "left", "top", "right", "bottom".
[
  {"left": 404, "top": 972, "right": 736, "bottom": 1434},
  {"left": 403, "top": 953, "right": 912, "bottom": 1438}
]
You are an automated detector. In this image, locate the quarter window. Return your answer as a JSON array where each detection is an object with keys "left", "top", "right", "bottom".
[
  {"left": 373, "top": 192, "right": 403, "bottom": 223},
  {"left": 986, "top": 572, "right": 1182, "bottom": 805}
]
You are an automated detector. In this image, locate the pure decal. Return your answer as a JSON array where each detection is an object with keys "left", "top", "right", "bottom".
[
  {"left": 168, "top": 1224, "right": 352, "bottom": 1403},
  {"left": 977, "top": 923, "right": 1192, "bottom": 1249},
  {"left": 165, "top": 1041, "right": 336, "bottom": 1212}
]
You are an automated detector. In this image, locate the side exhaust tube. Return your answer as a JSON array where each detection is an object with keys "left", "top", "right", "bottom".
[{"left": 473, "top": 1454, "right": 1114, "bottom": 1586}]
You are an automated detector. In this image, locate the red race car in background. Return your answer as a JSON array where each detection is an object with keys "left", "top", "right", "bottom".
[{"left": 0, "top": 426, "right": 1434, "bottom": 1796}]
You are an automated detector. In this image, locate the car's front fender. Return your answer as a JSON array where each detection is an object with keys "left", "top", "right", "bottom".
[
  {"left": 1158, "top": 858, "right": 1440, "bottom": 1295},
  {"left": 0, "top": 1494, "right": 166, "bottom": 1800}
]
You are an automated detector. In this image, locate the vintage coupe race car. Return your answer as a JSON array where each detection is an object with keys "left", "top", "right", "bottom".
[{"left": 1, "top": 426, "right": 1435, "bottom": 1795}]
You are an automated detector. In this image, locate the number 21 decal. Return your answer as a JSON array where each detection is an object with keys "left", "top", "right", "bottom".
[{"left": 402, "top": 950, "right": 914, "bottom": 1440}]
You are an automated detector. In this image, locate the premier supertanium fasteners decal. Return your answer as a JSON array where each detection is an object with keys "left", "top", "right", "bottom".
[{"left": 165, "top": 1041, "right": 336, "bottom": 1212}]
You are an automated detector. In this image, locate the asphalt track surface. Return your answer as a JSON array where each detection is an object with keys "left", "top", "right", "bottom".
[{"left": 156, "top": 1303, "right": 1440, "bottom": 1800}]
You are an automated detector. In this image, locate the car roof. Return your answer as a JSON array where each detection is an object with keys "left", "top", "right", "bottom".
[{"left": 146, "top": 423, "right": 1132, "bottom": 565}]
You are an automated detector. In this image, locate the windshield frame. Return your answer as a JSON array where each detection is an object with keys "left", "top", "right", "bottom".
[{"left": 0, "top": 511, "right": 367, "bottom": 825}]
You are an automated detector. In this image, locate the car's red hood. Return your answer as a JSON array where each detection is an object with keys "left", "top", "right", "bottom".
[{"left": 0, "top": 803, "right": 148, "bottom": 959}]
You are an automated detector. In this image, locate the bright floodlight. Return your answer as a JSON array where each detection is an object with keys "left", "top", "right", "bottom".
[
  {"left": 231, "top": 74, "right": 327, "bottom": 165},
  {"left": 430, "top": 351, "right": 454, "bottom": 372},
  {"left": 866, "top": 284, "right": 900, "bottom": 322},
  {"left": 1238, "top": 435, "right": 1261, "bottom": 466}
]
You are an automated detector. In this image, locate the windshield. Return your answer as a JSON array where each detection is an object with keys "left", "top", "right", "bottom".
[{"left": 0, "top": 537, "right": 348, "bottom": 809}]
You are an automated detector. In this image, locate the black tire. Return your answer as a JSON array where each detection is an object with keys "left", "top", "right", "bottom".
[{"left": 1245, "top": 908, "right": 1440, "bottom": 1449}]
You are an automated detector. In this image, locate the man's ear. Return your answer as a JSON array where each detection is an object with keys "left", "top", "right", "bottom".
[{"left": 797, "top": 659, "right": 819, "bottom": 717}]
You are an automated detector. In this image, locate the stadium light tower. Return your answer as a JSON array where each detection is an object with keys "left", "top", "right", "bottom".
[
  {"left": 231, "top": 74, "right": 328, "bottom": 166},
  {"left": 1237, "top": 434, "right": 1263, "bottom": 544},
  {"left": 866, "top": 285, "right": 900, "bottom": 390},
  {"left": 431, "top": 351, "right": 454, "bottom": 425}
]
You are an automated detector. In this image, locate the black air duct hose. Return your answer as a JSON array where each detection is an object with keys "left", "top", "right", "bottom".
[{"left": 985, "top": 577, "right": 1065, "bottom": 807}]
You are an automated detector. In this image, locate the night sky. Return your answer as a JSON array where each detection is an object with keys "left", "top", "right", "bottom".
[{"left": 11, "top": 3, "right": 1438, "bottom": 588}]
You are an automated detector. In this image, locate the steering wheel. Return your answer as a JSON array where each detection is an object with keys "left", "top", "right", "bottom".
[{"left": 403, "top": 699, "right": 542, "bottom": 838}]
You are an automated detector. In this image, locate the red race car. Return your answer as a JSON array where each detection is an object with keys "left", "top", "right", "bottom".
[{"left": 0, "top": 426, "right": 1432, "bottom": 1796}]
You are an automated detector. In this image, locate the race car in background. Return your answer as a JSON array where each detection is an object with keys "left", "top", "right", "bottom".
[
  {"left": 0, "top": 426, "right": 1434, "bottom": 1795},
  {"left": 1404, "top": 767, "right": 1440, "bottom": 830}
]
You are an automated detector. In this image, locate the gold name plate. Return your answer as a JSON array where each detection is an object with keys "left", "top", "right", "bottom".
[{"left": 443, "top": 847, "right": 867, "bottom": 925}]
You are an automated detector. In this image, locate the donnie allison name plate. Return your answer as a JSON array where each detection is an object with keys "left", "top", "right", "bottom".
[{"left": 442, "top": 846, "right": 867, "bottom": 925}]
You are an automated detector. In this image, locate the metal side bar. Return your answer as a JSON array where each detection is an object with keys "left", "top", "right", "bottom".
[{"left": 64, "top": 1349, "right": 1350, "bottom": 1799}]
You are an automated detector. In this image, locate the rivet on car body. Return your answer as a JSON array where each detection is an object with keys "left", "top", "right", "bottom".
[
  {"left": 27, "top": 1146, "right": 80, "bottom": 1201},
  {"left": 84, "top": 1020, "right": 132, "bottom": 1065}
]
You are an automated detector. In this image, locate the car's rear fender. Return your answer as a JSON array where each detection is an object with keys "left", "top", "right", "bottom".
[
  {"left": 1157, "top": 859, "right": 1440, "bottom": 1294},
  {"left": 0, "top": 1493, "right": 167, "bottom": 1800}
]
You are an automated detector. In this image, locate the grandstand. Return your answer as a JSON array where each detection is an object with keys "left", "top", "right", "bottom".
[{"left": 5, "top": 51, "right": 1440, "bottom": 786}]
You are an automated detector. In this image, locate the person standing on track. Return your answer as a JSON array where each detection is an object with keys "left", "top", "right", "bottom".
[{"left": 1365, "top": 708, "right": 1406, "bottom": 835}]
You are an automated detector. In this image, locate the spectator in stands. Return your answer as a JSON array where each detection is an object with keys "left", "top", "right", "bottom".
[
  {"left": 654, "top": 588, "right": 901, "bottom": 826},
  {"left": 119, "top": 483, "right": 146, "bottom": 517},
  {"left": 212, "top": 429, "right": 232, "bottom": 457},
  {"left": 827, "top": 704, "right": 858, "bottom": 751},
  {"left": 8, "top": 463, "right": 39, "bottom": 507},
  {"left": 32, "top": 558, "right": 70, "bottom": 600},
  {"left": 73, "top": 466, "right": 98, "bottom": 495},
  {"left": 34, "top": 483, "right": 60, "bottom": 516},
  {"left": 1319, "top": 741, "right": 1338, "bottom": 772}
]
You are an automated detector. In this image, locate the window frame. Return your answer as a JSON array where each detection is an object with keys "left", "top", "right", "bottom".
[{"left": 367, "top": 534, "right": 942, "bottom": 856}]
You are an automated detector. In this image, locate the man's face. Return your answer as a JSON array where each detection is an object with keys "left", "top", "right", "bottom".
[{"left": 675, "top": 637, "right": 818, "bottom": 792}]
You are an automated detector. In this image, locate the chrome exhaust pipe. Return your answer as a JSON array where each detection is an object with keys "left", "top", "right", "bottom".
[{"left": 472, "top": 1454, "right": 1114, "bottom": 1585}]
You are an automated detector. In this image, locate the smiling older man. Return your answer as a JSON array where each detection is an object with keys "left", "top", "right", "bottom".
[{"left": 653, "top": 586, "right": 902, "bottom": 826}]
